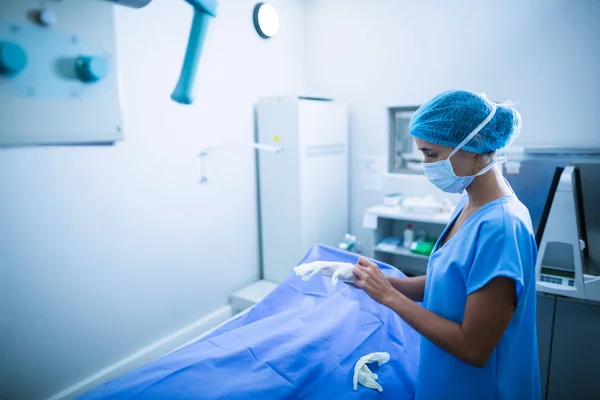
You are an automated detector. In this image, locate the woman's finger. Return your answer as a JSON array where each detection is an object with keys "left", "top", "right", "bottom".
[
  {"left": 344, "top": 282, "right": 360, "bottom": 289},
  {"left": 355, "top": 279, "right": 366, "bottom": 289},
  {"left": 360, "top": 258, "right": 379, "bottom": 270},
  {"left": 353, "top": 265, "right": 367, "bottom": 280},
  {"left": 357, "top": 257, "right": 372, "bottom": 267}
]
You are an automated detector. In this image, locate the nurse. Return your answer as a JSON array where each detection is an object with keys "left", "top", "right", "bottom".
[{"left": 350, "top": 90, "right": 540, "bottom": 399}]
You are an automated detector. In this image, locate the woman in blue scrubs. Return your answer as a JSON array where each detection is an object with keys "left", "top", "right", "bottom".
[{"left": 351, "top": 90, "right": 540, "bottom": 399}]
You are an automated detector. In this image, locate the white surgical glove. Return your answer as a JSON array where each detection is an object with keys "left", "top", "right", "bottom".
[
  {"left": 293, "top": 261, "right": 356, "bottom": 285},
  {"left": 352, "top": 352, "right": 390, "bottom": 392}
]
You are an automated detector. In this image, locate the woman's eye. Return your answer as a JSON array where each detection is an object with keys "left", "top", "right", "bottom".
[{"left": 426, "top": 153, "right": 438, "bottom": 159}]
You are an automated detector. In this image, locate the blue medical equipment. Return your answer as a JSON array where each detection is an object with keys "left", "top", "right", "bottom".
[
  {"left": 502, "top": 153, "right": 600, "bottom": 400},
  {"left": 502, "top": 154, "right": 600, "bottom": 301},
  {"left": 75, "top": 56, "right": 109, "bottom": 83},
  {"left": 0, "top": 40, "right": 27, "bottom": 76},
  {"left": 105, "top": 0, "right": 218, "bottom": 105},
  {"left": 338, "top": 233, "right": 363, "bottom": 254},
  {"left": 0, "top": 0, "right": 217, "bottom": 146},
  {"left": 104, "top": 0, "right": 152, "bottom": 7},
  {"left": 171, "top": 0, "right": 218, "bottom": 105},
  {"left": 0, "top": 1, "right": 124, "bottom": 145},
  {"left": 78, "top": 245, "right": 420, "bottom": 399}
]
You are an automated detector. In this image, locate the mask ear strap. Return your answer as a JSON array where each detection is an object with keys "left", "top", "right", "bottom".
[
  {"left": 449, "top": 104, "right": 497, "bottom": 158},
  {"left": 476, "top": 155, "right": 507, "bottom": 176}
]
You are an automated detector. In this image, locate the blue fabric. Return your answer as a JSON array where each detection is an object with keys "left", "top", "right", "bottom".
[
  {"left": 416, "top": 195, "right": 541, "bottom": 400},
  {"left": 409, "top": 90, "right": 522, "bottom": 153},
  {"left": 79, "top": 245, "right": 420, "bottom": 400}
]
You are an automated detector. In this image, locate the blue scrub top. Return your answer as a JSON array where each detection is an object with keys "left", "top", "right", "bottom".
[{"left": 416, "top": 195, "right": 541, "bottom": 400}]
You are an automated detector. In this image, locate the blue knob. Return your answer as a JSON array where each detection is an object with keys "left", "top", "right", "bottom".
[
  {"left": 0, "top": 41, "right": 27, "bottom": 76},
  {"left": 37, "top": 9, "right": 58, "bottom": 27},
  {"left": 75, "top": 56, "right": 109, "bottom": 83}
]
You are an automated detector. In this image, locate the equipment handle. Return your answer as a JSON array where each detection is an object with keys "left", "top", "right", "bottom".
[{"left": 171, "top": 9, "right": 213, "bottom": 104}]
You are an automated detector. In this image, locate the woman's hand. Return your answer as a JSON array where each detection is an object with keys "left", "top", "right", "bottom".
[{"left": 351, "top": 257, "right": 398, "bottom": 305}]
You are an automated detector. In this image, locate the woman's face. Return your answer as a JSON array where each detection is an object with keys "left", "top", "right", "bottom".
[{"left": 414, "top": 138, "right": 479, "bottom": 177}]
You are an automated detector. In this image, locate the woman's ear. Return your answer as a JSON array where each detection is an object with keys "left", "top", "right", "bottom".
[
  {"left": 465, "top": 134, "right": 483, "bottom": 160},
  {"left": 470, "top": 133, "right": 483, "bottom": 149}
]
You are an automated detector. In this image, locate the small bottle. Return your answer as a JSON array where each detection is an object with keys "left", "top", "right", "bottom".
[{"left": 403, "top": 224, "right": 414, "bottom": 249}]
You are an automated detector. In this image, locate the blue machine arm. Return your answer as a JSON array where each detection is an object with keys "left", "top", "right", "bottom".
[
  {"left": 104, "top": 0, "right": 152, "bottom": 8},
  {"left": 171, "top": 0, "right": 219, "bottom": 105},
  {"left": 105, "top": 0, "right": 217, "bottom": 105}
]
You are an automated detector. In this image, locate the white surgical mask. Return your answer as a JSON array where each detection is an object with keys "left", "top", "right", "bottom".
[{"left": 422, "top": 104, "right": 506, "bottom": 194}]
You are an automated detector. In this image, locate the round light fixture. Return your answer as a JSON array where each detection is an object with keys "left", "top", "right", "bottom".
[{"left": 253, "top": 3, "right": 280, "bottom": 39}]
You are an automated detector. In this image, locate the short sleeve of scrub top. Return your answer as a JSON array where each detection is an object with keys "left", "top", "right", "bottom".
[{"left": 415, "top": 195, "right": 541, "bottom": 400}]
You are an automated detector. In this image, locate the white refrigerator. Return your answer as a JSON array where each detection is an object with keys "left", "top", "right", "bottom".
[{"left": 256, "top": 96, "right": 349, "bottom": 283}]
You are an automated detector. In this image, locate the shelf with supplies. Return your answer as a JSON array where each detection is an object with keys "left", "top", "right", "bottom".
[
  {"left": 363, "top": 204, "right": 452, "bottom": 276},
  {"left": 363, "top": 205, "right": 453, "bottom": 228},
  {"left": 373, "top": 243, "right": 430, "bottom": 260}
]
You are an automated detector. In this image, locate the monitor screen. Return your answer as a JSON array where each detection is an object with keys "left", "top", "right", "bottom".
[
  {"left": 503, "top": 159, "right": 566, "bottom": 244},
  {"left": 504, "top": 159, "right": 600, "bottom": 275}
]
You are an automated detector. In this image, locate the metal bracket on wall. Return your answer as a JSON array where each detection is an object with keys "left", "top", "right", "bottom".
[{"left": 197, "top": 142, "right": 283, "bottom": 183}]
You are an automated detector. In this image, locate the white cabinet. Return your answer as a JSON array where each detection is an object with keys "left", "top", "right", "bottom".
[{"left": 256, "top": 97, "right": 349, "bottom": 283}]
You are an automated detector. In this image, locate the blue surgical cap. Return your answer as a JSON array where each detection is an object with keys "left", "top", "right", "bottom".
[{"left": 409, "top": 89, "right": 522, "bottom": 154}]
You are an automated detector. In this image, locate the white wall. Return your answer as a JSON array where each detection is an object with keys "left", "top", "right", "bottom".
[
  {"left": 0, "top": 0, "right": 304, "bottom": 399},
  {"left": 302, "top": 0, "right": 600, "bottom": 250}
]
